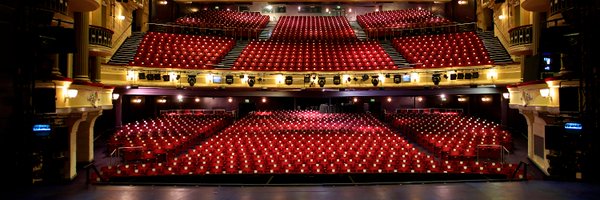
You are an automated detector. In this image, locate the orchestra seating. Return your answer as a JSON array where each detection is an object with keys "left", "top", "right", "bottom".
[
  {"left": 99, "top": 111, "right": 520, "bottom": 181},
  {"left": 175, "top": 10, "right": 269, "bottom": 38},
  {"left": 388, "top": 111, "right": 512, "bottom": 161},
  {"left": 270, "top": 16, "right": 357, "bottom": 41},
  {"left": 357, "top": 9, "right": 453, "bottom": 38},
  {"left": 107, "top": 114, "right": 232, "bottom": 163},
  {"left": 232, "top": 40, "right": 397, "bottom": 71},
  {"left": 128, "top": 32, "right": 235, "bottom": 69},
  {"left": 392, "top": 32, "right": 493, "bottom": 68}
]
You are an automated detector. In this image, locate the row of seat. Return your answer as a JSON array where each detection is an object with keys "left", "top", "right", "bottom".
[
  {"left": 108, "top": 115, "right": 231, "bottom": 162},
  {"left": 357, "top": 9, "right": 453, "bottom": 37},
  {"left": 270, "top": 16, "right": 357, "bottom": 41},
  {"left": 176, "top": 10, "right": 269, "bottom": 31},
  {"left": 98, "top": 111, "right": 519, "bottom": 179},
  {"left": 392, "top": 32, "right": 493, "bottom": 68},
  {"left": 232, "top": 41, "right": 396, "bottom": 71},
  {"left": 129, "top": 32, "right": 235, "bottom": 69},
  {"left": 388, "top": 112, "right": 512, "bottom": 161}
]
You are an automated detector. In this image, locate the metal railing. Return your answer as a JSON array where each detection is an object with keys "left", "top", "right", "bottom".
[
  {"left": 84, "top": 161, "right": 105, "bottom": 184},
  {"left": 35, "top": 0, "right": 68, "bottom": 15},
  {"left": 146, "top": 23, "right": 262, "bottom": 40},
  {"left": 395, "top": 108, "right": 464, "bottom": 114},
  {"left": 160, "top": 108, "right": 236, "bottom": 117},
  {"left": 365, "top": 22, "right": 477, "bottom": 40},
  {"left": 476, "top": 144, "right": 510, "bottom": 164},
  {"left": 511, "top": 161, "right": 529, "bottom": 180},
  {"left": 89, "top": 25, "right": 114, "bottom": 48},
  {"left": 550, "top": 0, "right": 577, "bottom": 17},
  {"left": 508, "top": 25, "right": 533, "bottom": 47}
]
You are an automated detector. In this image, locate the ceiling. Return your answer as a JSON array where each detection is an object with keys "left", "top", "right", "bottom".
[{"left": 173, "top": 0, "right": 450, "bottom": 3}]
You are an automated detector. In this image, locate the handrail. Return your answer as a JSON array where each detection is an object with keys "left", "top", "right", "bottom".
[
  {"left": 89, "top": 25, "right": 114, "bottom": 47},
  {"left": 112, "top": 22, "right": 133, "bottom": 49},
  {"left": 476, "top": 144, "right": 509, "bottom": 163},
  {"left": 84, "top": 161, "right": 105, "bottom": 184},
  {"left": 508, "top": 25, "right": 532, "bottom": 47},
  {"left": 493, "top": 22, "right": 510, "bottom": 49},
  {"left": 511, "top": 161, "right": 528, "bottom": 180},
  {"left": 365, "top": 22, "right": 477, "bottom": 39}
]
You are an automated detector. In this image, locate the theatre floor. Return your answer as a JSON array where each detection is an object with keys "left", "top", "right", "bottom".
[{"left": 5, "top": 179, "right": 600, "bottom": 200}]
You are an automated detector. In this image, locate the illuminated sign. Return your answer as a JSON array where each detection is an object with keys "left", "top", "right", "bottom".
[{"left": 564, "top": 122, "right": 582, "bottom": 130}]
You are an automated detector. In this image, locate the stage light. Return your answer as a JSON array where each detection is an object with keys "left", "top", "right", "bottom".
[
  {"left": 450, "top": 74, "right": 457, "bottom": 80},
  {"left": 146, "top": 73, "right": 154, "bottom": 80},
  {"left": 285, "top": 76, "right": 293, "bottom": 85},
  {"left": 333, "top": 75, "right": 341, "bottom": 85},
  {"left": 431, "top": 74, "right": 441, "bottom": 85},
  {"left": 153, "top": 74, "right": 160, "bottom": 80},
  {"left": 187, "top": 75, "right": 197, "bottom": 86},
  {"left": 465, "top": 73, "right": 472, "bottom": 79},
  {"left": 362, "top": 74, "right": 369, "bottom": 81},
  {"left": 247, "top": 76, "right": 256, "bottom": 87},
  {"left": 393, "top": 75, "right": 402, "bottom": 84},
  {"left": 457, "top": 73, "right": 464, "bottom": 79},
  {"left": 472, "top": 72, "right": 479, "bottom": 79},
  {"left": 138, "top": 72, "right": 146, "bottom": 80},
  {"left": 371, "top": 75, "right": 380, "bottom": 86},
  {"left": 225, "top": 74, "right": 234, "bottom": 85},
  {"left": 318, "top": 76, "right": 326, "bottom": 87},
  {"left": 304, "top": 74, "right": 311, "bottom": 83},
  {"left": 162, "top": 74, "right": 170, "bottom": 81}
]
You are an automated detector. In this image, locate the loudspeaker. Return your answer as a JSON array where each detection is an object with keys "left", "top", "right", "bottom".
[
  {"left": 333, "top": 75, "right": 341, "bottom": 85},
  {"left": 33, "top": 88, "right": 56, "bottom": 113},
  {"left": 225, "top": 75, "right": 234, "bottom": 84},
  {"left": 559, "top": 87, "right": 579, "bottom": 113},
  {"left": 545, "top": 124, "right": 563, "bottom": 150},
  {"left": 393, "top": 75, "right": 401, "bottom": 84}
]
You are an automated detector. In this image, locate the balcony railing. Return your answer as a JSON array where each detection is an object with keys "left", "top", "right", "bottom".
[
  {"left": 89, "top": 25, "right": 114, "bottom": 48},
  {"left": 35, "top": 0, "right": 68, "bottom": 14},
  {"left": 508, "top": 25, "right": 532, "bottom": 47},
  {"left": 550, "top": 0, "right": 577, "bottom": 16}
]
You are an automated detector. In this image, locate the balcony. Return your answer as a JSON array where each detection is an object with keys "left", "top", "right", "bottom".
[
  {"left": 89, "top": 25, "right": 114, "bottom": 57},
  {"left": 521, "top": 0, "right": 550, "bottom": 12},
  {"left": 507, "top": 25, "right": 533, "bottom": 56},
  {"left": 34, "top": 0, "right": 68, "bottom": 15},
  {"left": 550, "top": 0, "right": 577, "bottom": 17}
]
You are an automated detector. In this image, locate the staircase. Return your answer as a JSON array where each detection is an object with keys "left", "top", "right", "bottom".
[
  {"left": 477, "top": 31, "right": 514, "bottom": 65},
  {"left": 380, "top": 40, "right": 411, "bottom": 69},
  {"left": 349, "top": 21, "right": 367, "bottom": 40},
  {"left": 108, "top": 32, "right": 145, "bottom": 65},
  {"left": 217, "top": 40, "right": 249, "bottom": 69},
  {"left": 258, "top": 21, "right": 277, "bottom": 40}
]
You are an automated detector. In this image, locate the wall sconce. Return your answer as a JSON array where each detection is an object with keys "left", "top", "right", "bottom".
[
  {"left": 67, "top": 89, "right": 78, "bottom": 99},
  {"left": 458, "top": 0, "right": 468, "bottom": 5},
  {"left": 112, "top": 93, "right": 120, "bottom": 100},
  {"left": 458, "top": 97, "right": 467, "bottom": 102},
  {"left": 417, "top": 97, "right": 423, "bottom": 102},
  {"left": 502, "top": 92, "right": 510, "bottom": 99},
  {"left": 117, "top": 15, "right": 125, "bottom": 21},
  {"left": 481, "top": 97, "right": 492, "bottom": 102},
  {"left": 539, "top": 88, "right": 550, "bottom": 98},
  {"left": 177, "top": 95, "right": 184, "bottom": 102},
  {"left": 157, "top": 98, "right": 167, "bottom": 104},
  {"left": 158, "top": 0, "right": 168, "bottom": 5},
  {"left": 498, "top": 14, "right": 506, "bottom": 20}
]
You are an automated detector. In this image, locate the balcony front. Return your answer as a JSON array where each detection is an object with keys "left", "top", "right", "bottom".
[
  {"left": 89, "top": 25, "right": 114, "bottom": 57},
  {"left": 507, "top": 25, "right": 533, "bottom": 56}
]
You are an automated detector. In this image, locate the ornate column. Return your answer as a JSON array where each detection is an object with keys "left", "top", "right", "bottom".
[{"left": 73, "top": 12, "right": 90, "bottom": 82}]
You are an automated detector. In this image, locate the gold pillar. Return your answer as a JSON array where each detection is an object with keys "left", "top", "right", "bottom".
[{"left": 74, "top": 12, "right": 90, "bottom": 82}]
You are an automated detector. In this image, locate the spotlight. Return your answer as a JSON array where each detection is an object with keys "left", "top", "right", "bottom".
[
  {"left": 138, "top": 72, "right": 146, "bottom": 80},
  {"left": 472, "top": 72, "right": 479, "bottom": 79},
  {"left": 347, "top": 77, "right": 352, "bottom": 82},
  {"left": 257, "top": 77, "right": 263, "bottom": 82},
  {"left": 187, "top": 75, "right": 197, "bottom": 86},
  {"left": 393, "top": 75, "right": 401, "bottom": 84},
  {"left": 304, "top": 74, "right": 311, "bottom": 83},
  {"left": 353, "top": 77, "right": 358, "bottom": 81},
  {"left": 146, "top": 73, "right": 154, "bottom": 80},
  {"left": 450, "top": 74, "right": 457, "bottom": 80},
  {"left": 371, "top": 75, "right": 380, "bottom": 86},
  {"left": 385, "top": 73, "right": 391, "bottom": 78},
  {"left": 285, "top": 76, "right": 293, "bottom": 85},
  {"left": 443, "top": 74, "right": 448, "bottom": 79},
  {"left": 176, "top": 74, "right": 180, "bottom": 80},
  {"left": 431, "top": 74, "right": 441, "bottom": 85},
  {"left": 457, "top": 73, "right": 464, "bottom": 79},
  {"left": 317, "top": 76, "right": 326, "bottom": 87},
  {"left": 247, "top": 76, "right": 256, "bottom": 87},
  {"left": 333, "top": 75, "right": 341, "bottom": 85},
  {"left": 162, "top": 74, "right": 170, "bottom": 81},
  {"left": 225, "top": 74, "right": 234, "bottom": 84},
  {"left": 465, "top": 73, "right": 472, "bottom": 79},
  {"left": 153, "top": 74, "right": 161, "bottom": 80},
  {"left": 362, "top": 74, "right": 369, "bottom": 81}
]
